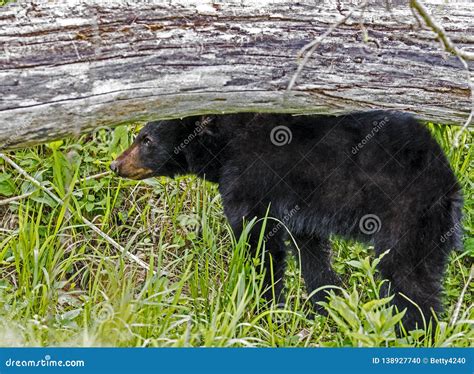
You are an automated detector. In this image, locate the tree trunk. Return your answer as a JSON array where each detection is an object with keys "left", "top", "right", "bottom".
[{"left": 0, "top": 0, "right": 473, "bottom": 149}]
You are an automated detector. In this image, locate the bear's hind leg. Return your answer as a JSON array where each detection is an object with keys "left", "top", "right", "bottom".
[
  {"left": 375, "top": 189, "right": 461, "bottom": 333},
  {"left": 375, "top": 234, "right": 449, "bottom": 332}
]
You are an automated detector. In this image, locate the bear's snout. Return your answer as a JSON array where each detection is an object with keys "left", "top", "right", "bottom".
[
  {"left": 110, "top": 145, "right": 154, "bottom": 180},
  {"left": 110, "top": 160, "right": 119, "bottom": 174}
]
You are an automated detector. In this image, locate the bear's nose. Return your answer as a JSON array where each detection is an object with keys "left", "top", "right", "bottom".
[{"left": 110, "top": 161, "right": 119, "bottom": 174}]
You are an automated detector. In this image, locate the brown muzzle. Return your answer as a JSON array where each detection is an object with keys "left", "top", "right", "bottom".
[{"left": 110, "top": 144, "right": 153, "bottom": 180}]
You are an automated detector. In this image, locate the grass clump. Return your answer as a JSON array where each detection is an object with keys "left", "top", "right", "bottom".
[{"left": 0, "top": 123, "right": 472, "bottom": 347}]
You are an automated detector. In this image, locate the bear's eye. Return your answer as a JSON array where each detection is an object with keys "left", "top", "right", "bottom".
[{"left": 142, "top": 136, "right": 152, "bottom": 146}]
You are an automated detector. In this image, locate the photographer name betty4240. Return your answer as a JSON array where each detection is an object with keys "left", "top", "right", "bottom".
[{"left": 371, "top": 356, "right": 467, "bottom": 365}]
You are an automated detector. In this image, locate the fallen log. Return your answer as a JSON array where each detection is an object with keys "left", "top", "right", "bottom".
[{"left": 0, "top": 0, "right": 473, "bottom": 149}]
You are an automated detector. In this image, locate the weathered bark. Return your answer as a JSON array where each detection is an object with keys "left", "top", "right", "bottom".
[{"left": 0, "top": 0, "right": 473, "bottom": 149}]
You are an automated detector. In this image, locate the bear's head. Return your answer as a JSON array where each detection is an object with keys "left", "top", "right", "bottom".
[{"left": 110, "top": 119, "right": 190, "bottom": 180}]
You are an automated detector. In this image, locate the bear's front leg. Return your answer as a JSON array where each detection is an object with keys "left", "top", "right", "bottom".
[
  {"left": 291, "top": 234, "right": 341, "bottom": 315},
  {"left": 226, "top": 207, "right": 287, "bottom": 306}
]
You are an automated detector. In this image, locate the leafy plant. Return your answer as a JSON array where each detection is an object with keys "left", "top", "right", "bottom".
[{"left": 0, "top": 123, "right": 472, "bottom": 347}]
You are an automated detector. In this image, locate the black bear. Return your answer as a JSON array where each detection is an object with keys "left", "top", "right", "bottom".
[{"left": 110, "top": 111, "right": 462, "bottom": 331}]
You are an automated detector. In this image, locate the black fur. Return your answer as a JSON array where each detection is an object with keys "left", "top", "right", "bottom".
[{"left": 114, "top": 111, "right": 463, "bottom": 331}]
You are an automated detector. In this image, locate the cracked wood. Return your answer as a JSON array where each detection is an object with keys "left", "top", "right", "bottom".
[{"left": 0, "top": 0, "right": 473, "bottom": 149}]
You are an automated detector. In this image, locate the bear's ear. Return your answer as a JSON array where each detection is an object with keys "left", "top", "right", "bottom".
[{"left": 196, "top": 116, "right": 218, "bottom": 136}]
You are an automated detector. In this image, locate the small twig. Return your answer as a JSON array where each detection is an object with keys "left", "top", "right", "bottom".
[
  {"left": 410, "top": 0, "right": 473, "bottom": 145},
  {"left": 0, "top": 154, "right": 55, "bottom": 199},
  {"left": 287, "top": 1, "right": 368, "bottom": 91},
  {"left": 0, "top": 191, "right": 34, "bottom": 206},
  {"left": 409, "top": 3, "right": 423, "bottom": 28},
  {"left": 68, "top": 34, "right": 82, "bottom": 60},
  {"left": 80, "top": 170, "right": 112, "bottom": 182},
  {"left": 450, "top": 264, "right": 474, "bottom": 326},
  {"left": 0, "top": 153, "right": 154, "bottom": 274},
  {"left": 410, "top": 0, "right": 474, "bottom": 61}
]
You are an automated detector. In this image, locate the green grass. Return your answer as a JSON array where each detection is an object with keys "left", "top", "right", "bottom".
[{"left": 0, "top": 122, "right": 472, "bottom": 347}]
